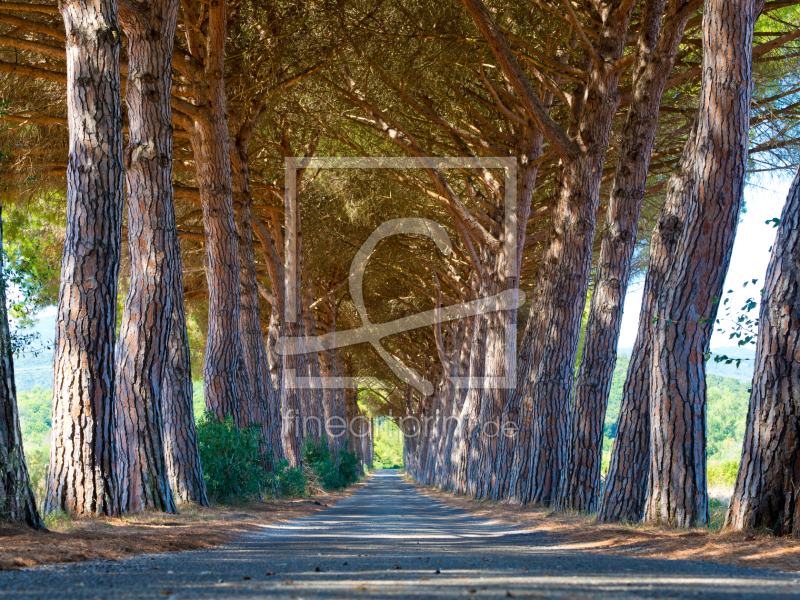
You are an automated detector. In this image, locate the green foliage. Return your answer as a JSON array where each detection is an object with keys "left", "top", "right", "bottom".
[
  {"left": 192, "top": 382, "right": 204, "bottom": 423},
  {"left": 23, "top": 444, "right": 49, "bottom": 507},
  {"left": 2, "top": 196, "right": 63, "bottom": 355},
  {"left": 372, "top": 419, "right": 404, "bottom": 469},
  {"left": 708, "top": 459, "right": 740, "bottom": 489},
  {"left": 43, "top": 509, "right": 73, "bottom": 531},
  {"left": 266, "top": 459, "right": 307, "bottom": 498},
  {"left": 18, "top": 386, "right": 51, "bottom": 444},
  {"left": 706, "top": 376, "right": 750, "bottom": 461},
  {"left": 301, "top": 437, "right": 361, "bottom": 490},
  {"left": 196, "top": 412, "right": 266, "bottom": 502}
]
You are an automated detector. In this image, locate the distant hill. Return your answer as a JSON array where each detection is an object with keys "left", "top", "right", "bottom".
[
  {"left": 605, "top": 353, "right": 750, "bottom": 463},
  {"left": 12, "top": 314, "right": 55, "bottom": 391},
  {"left": 618, "top": 345, "right": 755, "bottom": 382}
]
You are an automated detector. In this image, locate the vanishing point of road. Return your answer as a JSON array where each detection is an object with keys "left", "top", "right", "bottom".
[{"left": 1, "top": 470, "right": 798, "bottom": 599}]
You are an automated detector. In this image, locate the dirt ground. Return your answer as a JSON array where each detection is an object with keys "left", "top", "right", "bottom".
[
  {"left": 0, "top": 483, "right": 366, "bottom": 571},
  {"left": 411, "top": 480, "right": 800, "bottom": 573}
]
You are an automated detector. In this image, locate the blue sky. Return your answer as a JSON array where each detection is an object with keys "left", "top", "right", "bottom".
[{"left": 617, "top": 171, "right": 793, "bottom": 351}]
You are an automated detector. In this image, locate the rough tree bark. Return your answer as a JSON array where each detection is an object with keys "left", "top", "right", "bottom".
[
  {"left": 114, "top": 0, "right": 180, "bottom": 515},
  {"left": 162, "top": 263, "right": 208, "bottom": 506},
  {"left": 253, "top": 215, "right": 285, "bottom": 457},
  {"left": 182, "top": 0, "right": 250, "bottom": 424},
  {"left": 0, "top": 205, "right": 43, "bottom": 528},
  {"left": 725, "top": 168, "right": 800, "bottom": 536},
  {"left": 466, "top": 125, "right": 544, "bottom": 500},
  {"left": 556, "top": 0, "right": 699, "bottom": 513},
  {"left": 46, "top": 0, "right": 124, "bottom": 517},
  {"left": 644, "top": 0, "right": 757, "bottom": 527},
  {"left": 464, "top": 0, "right": 635, "bottom": 506},
  {"left": 301, "top": 284, "right": 324, "bottom": 440},
  {"left": 596, "top": 155, "right": 692, "bottom": 523}
]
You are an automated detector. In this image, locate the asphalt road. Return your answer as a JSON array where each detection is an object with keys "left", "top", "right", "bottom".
[{"left": 1, "top": 469, "right": 799, "bottom": 599}]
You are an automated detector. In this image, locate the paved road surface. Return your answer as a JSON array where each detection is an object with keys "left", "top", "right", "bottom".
[{"left": 1, "top": 469, "right": 798, "bottom": 599}]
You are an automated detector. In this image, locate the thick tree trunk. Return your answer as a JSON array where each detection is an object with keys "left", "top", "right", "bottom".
[
  {"left": 114, "top": 0, "right": 180, "bottom": 515},
  {"left": 596, "top": 164, "right": 688, "bottom": 523},
  {"left": 184, "top": 1, "right": 250, "bottom": 425},
  {"left": 319, "top": 335, "right": 347, "bottom": 453},
  {"left": 460, "top": 0, "right": 633, "bottom": 505},
  {"left": 0, "top": 206, "right": 43, "bottom": 528},
  {"left": 252, "top": 215, "right": 285, "bottom": 456},
  {"left": 301, "top": 285, "right": 324, "bottom": 440},
  {"left": 556, "top": 0, "right": 697, "bottom": 513},
  {"left": 644, "top": 0, "right": 756, "bottom": 528},
  {"left": 232, "top": 141, "right": 277, "bottom": 463},
  {"left": 725, "top": 168, "right": 800, "bottom": 536},
  {"left": 451, "top": 313, "right": 488, "bottom": 495},
  {"left": 436, "top": 318, "right": 472, "bottom": 490},
  {"left": 162, "top": 260, "right": 208, "bottom": 506},
  {"left": 468, "top": 125, "right": 543, "bottom": 499},
  {"left": 46, "top": 0, "right": 124, "bottom": 517}
]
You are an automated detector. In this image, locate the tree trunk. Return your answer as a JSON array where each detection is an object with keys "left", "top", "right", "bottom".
[
  {"left": 232, "top": 149, "right": 277, "bottom": 466},
  {"left": 725, "top": 168, "right": 800, "bottom": 536},
  {"left": 183, "top": 1, "right": 250, "bottom": 425},
  {"left": 162, "top": 258, "right": 208, "bottom": 506},
  {"left": 596, "top": 163, "right": 688, "bottom": 523},
  {"left": 451, "top": 313, "right": 488, "bottom": 495},
  {"left": 0, "top": 205, "right": 43, "bottom": 528},
  {"left": 644, "top": 0, "right": 756, "bottom": 527},
  {"left": 556, "top": 0, "right": 697, "bottom": 513},
  {"left": 436, "top": 318, "right": 472, "bottom": 490},
  {"left": 301, "top": 284, "right": 324, "bottom": 440},
  {"left": 460, "top": 0, "right": 633, "bottom": 505},
  {"left": 114, "top": 0, "right": 180, "bottom": 515},
  {"left": 252, "top": 215, "right": 285, "bottom": 457},
  {"left": 46, "top": 0, "right": 124, "bottom": 517}
]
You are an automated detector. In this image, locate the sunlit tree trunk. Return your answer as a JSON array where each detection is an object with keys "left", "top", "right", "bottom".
[
  {"left": 183, "top": 1, "right": 250, "bottom": 425},
  {"left": 726, "top": 168, "right": 800, "bottom": 536},
  {"left": 460, "top": 0, "right": 635, "bottom": 506},
  {"left": 114, "top": 0, "right": 180, "bottom": 515},
  {"left": 162, "top": 263, "right": 208, "bottom": 506},
  {"left": 232, "top": 131, "right": 277, "bottom": 463},
  {"left": 556, "top": 0, "right": 697, "bottom": 513},
  {"left": 436, "top": 318, "right": 472, "bottom": 490},
  {"left": 644, "top": 0, "right": 757, "bottom": 528},
  {"left": 46, "top": 0, "right": 123, "bottom": 517},
  {"left": 596, "top": 168, "right": 687, "bottom": 523},
  {"left": 0, "top": 205, "right": 43, "bottom": 528},
  {"left": 253, "top": 215, "right": 285, "bottom": 457}
]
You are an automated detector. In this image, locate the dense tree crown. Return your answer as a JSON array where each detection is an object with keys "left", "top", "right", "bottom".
[{"left": 0, "top": 0, "right": 798, "bottom": 535}]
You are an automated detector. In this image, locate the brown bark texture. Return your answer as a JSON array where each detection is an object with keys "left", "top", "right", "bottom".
[
  {"left": 46, "top": 0, "right": 124, "bottom": 517},
  {"left": 232, "top": 136, "right": 277, "bottom": 463},
  {"left": 645, "top": 0, "right": 756, "bottom": 528},
  {"left": 114, "top": 0, "right": 180, "bottom": 515},
  {"left": 0, "top": 205, "right": 43, "bottom": 528},
  {"left": 725, "top": 168, "right": 800, "bottom": 536},
  {"left": 162, "top": 240, "right": 208, "bottom": 506},
  {"left": 556, "top": 0, "right": 697, "bottom": 513},
  {"left": 500, "top": 2, "right": 634, "bottom": 507},
  {"left": 184, "top": 0, "right": 250, "bottom": 424},
  {"left": 596, "top": 158, "right": 689, "bottom": 523}
]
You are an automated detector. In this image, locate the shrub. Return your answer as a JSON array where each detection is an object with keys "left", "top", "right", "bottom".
[
  {"left": 196, "top": 412, "right": 266, "bottom": 502},
  {"left": 301, "top": 437, "right": 361, "bottom": 490},
  {"left": 267, "top": 459, "right": 306, "bottom": 498},
  {"left": 336, "top": 445, "right": 361, "bottom": 486},
  {"left": 24, "top": 444, "right": 49, "bottom": 507},
  {"left": 708, "top": 459, "right": 739, "bottom": 489}
]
